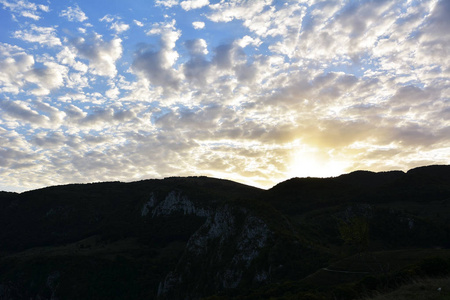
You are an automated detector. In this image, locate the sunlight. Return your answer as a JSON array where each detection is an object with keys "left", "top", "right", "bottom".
[{"left": 288, "top": 146, "right": 350, "bottom": 179}]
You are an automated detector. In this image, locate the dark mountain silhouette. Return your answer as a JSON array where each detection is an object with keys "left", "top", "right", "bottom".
[{"left": 1, "top": 165, "right": 450, "bottom": 299}]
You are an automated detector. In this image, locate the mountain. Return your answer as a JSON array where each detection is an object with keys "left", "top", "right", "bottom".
[{"left": 1, "top": 165, "right": 450, "bottom": 299}]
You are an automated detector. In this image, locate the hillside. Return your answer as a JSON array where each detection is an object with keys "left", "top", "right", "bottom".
[{"left": 1, "top": 165, "right": 450, "bottom": 299}]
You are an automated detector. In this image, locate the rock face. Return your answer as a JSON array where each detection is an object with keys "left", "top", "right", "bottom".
[
  {"left": 151, "top": 191, "right": 210, "bottom": 218},
  {"left": 147, "top": 191, "right": 272, "bottom": 299},
  {"left": 0, "top": 270, "right": 60, "bottom": 300},
  {"left": 140, "top": 193, "right": 156, "bottom": 216}
]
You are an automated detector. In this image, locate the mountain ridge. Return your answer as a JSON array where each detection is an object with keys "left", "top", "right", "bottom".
[
  {"left": 1, "top": 164, "right": 450, "bottom": 299},
  {"left": 3, "top": 164, "right": 449, "bottom": 195}
]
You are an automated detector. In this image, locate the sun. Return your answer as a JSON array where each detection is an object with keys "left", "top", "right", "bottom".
[{"left": 288, "top": 146, "right": 350, "bottom": 179}]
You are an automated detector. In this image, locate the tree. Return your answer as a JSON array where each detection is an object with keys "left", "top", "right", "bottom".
[{"left": 338, "top": 217, "right": 369, "bottom": 253}]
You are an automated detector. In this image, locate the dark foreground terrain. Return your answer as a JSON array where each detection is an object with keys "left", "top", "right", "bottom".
[{"left": 1, "top": 165, "right": 450, "bottom": 299}]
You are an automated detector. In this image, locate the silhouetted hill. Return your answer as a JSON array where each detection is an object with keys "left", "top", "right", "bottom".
[
  {"left": 1, "top": 166, "right": 450, "bottom": 299},
  {"left": 336, "top": 170, "right": 404, "bottom": 188},
  {"left": 407, "top": 164, "right": 450, "bottom": 178}
]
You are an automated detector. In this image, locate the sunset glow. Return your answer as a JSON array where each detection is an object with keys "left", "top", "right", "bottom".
[
  {"left": 0, "top": 0, "right": 449, "bottom": 191},
  {"left": 285, "top": 140, "right": 349, "bottom": 178}
]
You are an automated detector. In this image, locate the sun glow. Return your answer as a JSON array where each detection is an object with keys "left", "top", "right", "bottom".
[{"left": 288, "top": 145, "right": 350, "bottom": 179}]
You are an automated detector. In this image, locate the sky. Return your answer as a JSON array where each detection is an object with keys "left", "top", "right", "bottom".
[{"left": 0, "top": 0, "right": 449, "bottom": 192}]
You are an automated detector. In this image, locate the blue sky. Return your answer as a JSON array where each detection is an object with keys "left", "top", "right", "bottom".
[{"left": 0, "top": 0, "right": 449, "bottom": 192}]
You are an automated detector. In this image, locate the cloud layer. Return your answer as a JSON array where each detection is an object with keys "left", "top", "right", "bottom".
[{"left": 0, "top": 0, "right": 449, "bottom": 192}]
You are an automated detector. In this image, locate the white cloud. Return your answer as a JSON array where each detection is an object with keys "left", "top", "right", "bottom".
[
  {"left": 133, "top": 20, "right": 181, "bottom": 90},
  {"left": 146, "top": 19, "right": 180, "bottom": 50},
  {"left": 208, "top": 0, "right": 272, "bottom": 23},
  {"left": 183, "top": 39, "right": 211, "bottom": 86},
  {"left": 0, "top": 99, "right": 47, "bottom": 125},
  {"left": 105, "top": 84, "right": 120, "bottom": 99},
  {"left": 185, "top": 39, "right": 208, "bottom": 56},
  {"left": 134, "top": 20, "right": 144, "bottom": 27},
  {"left": 0, "top": 0, "right": 48, "bottom": 20},
  {"left": 30, "top": 131, "right": 68, "bottom": 148},
  {"left": 212, "top": 42, "right": 244, "bottom": 70},
  {"left": 235, "top": 35, "right": 261, "bottom": 48},
  {"left": 13, "top": 25, "right": 62, "bottom": 47},
  {"left": 57, "top": 46, "right": 88, "bottom": 73},
  {"left": 155, "top": 0, "right": 179, "bottom": 8},
  {"left": 20, "top": 11, "right": 40, "bottom": 20},
  {"left": 60, "top": 4, "right": 88, "bottom": 22},
  {"left": 25, "top": 61, "right": 68, "bottom": 95},
  {"left": 110, "top": 22, "right": 130, "bottom": 33},
  {"left": 99, "top": 14, "right": 115, "bottom": 23},
  {"left": 192, "top": 21, "right": 205, "bottom": 29},
  {"left": 38, "top": 4, "right": 49, "bottom": 12},
  {"left": 100, "top": 15, "right": 130, "bottom": 34},
  {"left": 71, "top": 36, "right": 123, "bottom": 77},
  {"left": 180, "top": 0, "right": 209, "bottom": 11},
  {"left": 414, "top": 0, "right": 450, "bottom": 70},
  {"left": 34, "top": 101, "right": 66, "bottom": 126},
  {"left": 207, "top": 0, "right": 307, "bottom": 58},
  {"left": 64, "top": 104, "right": 87, "bottom": 121},
  {"left": 1, "top": 53, "right": 66, "bottom": 97},
  {"left": 0, "top": 43, "right": 34, "bottom": 94}
]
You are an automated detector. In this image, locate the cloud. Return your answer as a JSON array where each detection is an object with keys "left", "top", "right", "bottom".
[
  {"left": 71, "top": 36, "right": 123, "bottom": 77},
  {"left": 0, "top": 0, "right": 48, "bottom": 20},
  {"left": 24, "top": 62, "right": 68, "bottom": 95},
  {"left": 422, "top": 0, "right": 450, "bottom": 38},
  {"left": 62, "top": 105, "right": 138, "bottom": 130},
  {"left": 192, "top": 21, "right": 205, "bottom": 30},
  {"left": 207, "top": 1, "right": 305, "bottom": 57},
  {"left": 414, "top": 0, "right": 450, "bottom": 68},
  {"left": 56, "top": 46, "right": 88, "bottom": 73},
  {"left": 0, "top": 146, "right": 37, "bottom": 168},
  {"left": 60, "top": 4, "right": 88, "bottom": 22},
  {"left": 180, "top": 0, "right": 209, "bottom": 11},
  {"left": 63, "top": 104, "right": 87, "bottom": 125},
  {"left": 0, "top": 99, "right": 46, "bottom": 125},
  {"left": 105, "top": 86, "right": 120, "bottom": 99},
  {"left": 100, "top": 14, "right": 130, "bottom": 33},
  {"left": 110, "top": 22, "right": 130, "bottom": 33},
  {"left": 185, "top": 39, "right": 208, "bottom": 56},
  {"left": 134, "top": 20, "right": 144, "bottom": 27},
  {"left": 180, "top": 38, "right": 260, "bottom": 87},
  {"left": 212, "top": 43, "right": 246, "bottom": 70},
  {"left": 208, "top": 0, "right": 272, "bottom": 23},
  {"left": 0, "top": 43, "right": 34, "bottom": 94},
  {"left": 146, "top": 20, "right": 181, "bottom": 51},
  {"left": 155, "top": 0, "right": 179, "bottom": 8},
  {"left": 20, "top": 11, "right": 39, "bottom": 20},
  {"left": 34, "top": 101, "right": 66, "bottom": 125},
  {"left": 183, "top": 39, "right": 210, "bottom": 86},
  {"left": 99, "top": 14, "right": 114, "bottom": 23},
  {"left": 132, "top": 20, "right": 181, "bottom": 90},
  {"left": 234, "top": 63, "right": 258, "bottom": 84},
  {"left": 390, "top": 85, "right": 433, "bottom": 105},
  {"left": 13, "top": 25, "right": 62, "bottom": 47},
  {"left": 30, "top": 131, "right": 67, "bottom": 148},
  {"left": 235, "top": 35, "right": 261, "bottom": 48},
  {"left": 38, "top": 4, "right": 49, "bottom": 12}
]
